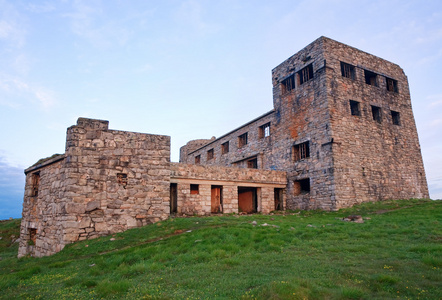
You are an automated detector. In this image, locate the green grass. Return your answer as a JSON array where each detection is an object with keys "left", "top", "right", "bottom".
[{"left": 0, "top": 199, "right": 440, "bottom": 299}]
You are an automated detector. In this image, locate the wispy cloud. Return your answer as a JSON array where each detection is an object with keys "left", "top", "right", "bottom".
[
  {"left": 0, "top": 154, "right": 25, "bottom": 219},
  {"left": 24, "top": 2, "right": 56, "bottom": 14},
  {"left": 63, "top": 0, "right": 132, "bottom": 48},
  {"left": 0, "top": 74, "right": 57, "bottom": 110}
]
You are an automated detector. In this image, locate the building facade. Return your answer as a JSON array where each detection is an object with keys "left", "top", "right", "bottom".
[
  {"left": 19, "top": 37, "right": 428, "bottom": 257},
  {"left": 180, "top": 36, "right": 429, "bottom": 210}
]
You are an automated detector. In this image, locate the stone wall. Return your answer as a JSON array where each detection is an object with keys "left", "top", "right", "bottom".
[
  {"left": 170, "top": 163, "right": 286, "bottom": 215},
  {"left": 19, "top": 118, "right": 171, "bottom": 257}
]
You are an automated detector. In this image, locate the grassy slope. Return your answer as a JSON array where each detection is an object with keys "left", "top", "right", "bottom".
[{"left": 0, "top": 199, "right": 440, "bottom": 299}]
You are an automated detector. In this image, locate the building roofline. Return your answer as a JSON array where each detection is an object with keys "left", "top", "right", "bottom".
[
  {"left": 25, "top": 154, "right": 66, "bottom": 174},
  {"left": 188, "top": 109, "right": 275, "bottom": 155}
]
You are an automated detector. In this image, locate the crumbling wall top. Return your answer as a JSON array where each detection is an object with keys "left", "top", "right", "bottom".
[{"left": 76, "top": 117, "right": 109, "bottom": 130}]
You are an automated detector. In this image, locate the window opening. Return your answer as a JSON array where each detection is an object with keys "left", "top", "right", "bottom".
[
  {"left": 207, "top": 149, "right": 214, "bottom": 160},
  {"left": 294, "top": 178, "right": 310, "bottom": 196},
  {"left": 195, "top": 155, "right": 201, "bottom": 164},
  {"left": 31, "top": 172, "right": 40, "bottom": 197},
  {"left": 292, "top": 141, "right": 310, "bottom": 161},
  {"left": 190, "top": 184, "right": 199, "bottom": 195},
  {"left": 238, "top": 133, "right": 248, "bottom": 148},
  {"left": 247, "top": 157, "right": 258, "bottom": 169},
  {"left": 391, "top": 110, "right": 401, "bottom": 125},
  {"left": 298, "top": 64, "right": 313, "bottom": 85},
  {"left": 259, "top": 123, "right": 270, "bottom": 138},
  {"left": 350, "top": 100, "right": 361, "bottom": 116},
  {"left": 281, "top": 74, "right": 296, "bottom": 93},
  {"left": 386, "top": 77, "right": 398, "bottom": 93},
  {"left": 364, "top": 70, "right": 378, "bottom": 86},
  {"left": 340, "top": 62, "right": 355, "bottom": 80},
  {"left": 221, "top": 141, "right": 229, "bottom": 154},
  {"left": 371, "top": 105, "right": 382, "bottom": 123},
  {"left": 117, "top": 173, "right": 128, "bottom": 188}
]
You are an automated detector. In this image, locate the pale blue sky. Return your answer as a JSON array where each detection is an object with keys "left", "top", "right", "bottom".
[{"left": 1, "top": 0, "right": 441, "bottom": 219}]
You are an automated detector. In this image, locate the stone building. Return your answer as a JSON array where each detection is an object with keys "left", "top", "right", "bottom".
[
  {"left": 19, "top": 36, "right": 428, "bottom": 257},
  {"left": 180, "top": 36, "right": 429, "bottom": 210}
]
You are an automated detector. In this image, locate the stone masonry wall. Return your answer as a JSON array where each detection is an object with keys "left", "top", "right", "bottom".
[
  {"left": 170, "top": 163, "right": 286, "bottom": 215},
  {"left": 321, "top": 38, "right": 429, "bottom": 207},
  {"left": 19, "top": 118, "right": 171, "bottom": 257}
]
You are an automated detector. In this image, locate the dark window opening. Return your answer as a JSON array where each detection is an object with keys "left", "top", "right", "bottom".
[
  {"left": 247, "top": 158, "right": 258, "bottom": 169},
  {"left": 294, "top": 178, "right": 310, "bottom": 196},
  {"left": 391, "top": 110, "right": 401, "bottom": 125},
  {"left": 364, "top": 70, "right": 378, "bottom": 86},
  {"left": 31, "top": 172, "right": 40, "bottom": 197},
  {"left": 298, "top": 64, "right": 313, "bottom": 85},
  {"left": 281, "top": 74, "right": 296, "bottom": 93},
  {"left": 117, "top": 173, "right": 128, "bottom": 188},
  {"left": 195, "top": 155, "right": 201, "bottom": 164},
  {"left": 340, "top": 62, "right": 355, "bottom": 80},
  {"left": 190, "top": 184, "right": 199, "bottom": 195},
  {"left": 292, "top": 141, "right": 310, "bottom": 161},
  {"left": 386, "top": 77, "right": 398, "bottom": 93},
  {"left": 350, "top": 100, "right": 361, "bottom": 116},
  {"left": 207, "top": 149, "right": 214, "bottom": 160},
  {"left": 371, "top": 105, "right": 382, "bottom": 123},
  {"left": 259, "top": 123, "right": 270, "bottom": 138},
  {"left": 238, "top": 133, "right": 248, "bottom": 148},
  {"left": 221, "top": 141, "right": 229, "bottom": 154}
]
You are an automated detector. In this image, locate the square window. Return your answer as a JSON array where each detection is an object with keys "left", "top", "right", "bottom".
[
  {"left": 190, "top": 184, "right": 199, "bottom": 195},
  {"left": 238, "top": 133, "right": 248, "bottom": 148},
  {"left": 340, "top": 62, "right": 355, "bottom": 80},
  {"left": 195, "top": 155, "right": 201, "bottom": 164},
  {"left": 221, "top": 141, "right": 229, "bottom": 154},
  {"left": 247, "top": 158, "right": 258, "bottom": 169},
  {"left": 386, "top": 77, "right": 398, "bottom": 93},
  {"left": 294, "top": 178, "right": 310, "bottom": 195},
  {"left": 259, "top": 123, "right": 270, "bottom": 138},
  {"left": 292, "top": 142, "right": 310, "bottom": 161},
  {"left": 207, "top": 149, "right": 214, "bottom": 160},
  {"left": 371, "top": 105, "right": 382, "bottom": 123},
  {"left": 281, "top": 74, "right": 296, "bottom": 94},
  {"left": 391, "top": 110, "right": 401, "bottom": 125},
  {"left": 350, "top": 100, "right": 361, "bottom": 116},
  {"left": 298, "top": 64, "right": 313, "bottom": 85},
  {"left": 364, "top": 70, "right": 378, "bottom": 86}
]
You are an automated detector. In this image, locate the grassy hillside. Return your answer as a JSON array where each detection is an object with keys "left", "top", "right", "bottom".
[{"left": 0, "top": 199, "right": 440, "bottom": 299}]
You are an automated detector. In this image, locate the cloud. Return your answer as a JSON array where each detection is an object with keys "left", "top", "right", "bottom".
[
  {"left": 0, "top": 155, "right": 25, "bottom": 220},
  {"left": 0, "top": 1, "right": 27, "bottom": 48},
  {"left": 0, "top": 74, "right": 57, "bottom": 110},
  {"left": 24, "top": 2, "right": 56, "bottom": 14},
  {"left": 63, "top": 0, "right": 132, "bottom": 48}
]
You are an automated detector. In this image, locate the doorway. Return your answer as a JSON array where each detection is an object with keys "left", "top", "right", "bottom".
[
  {"left": 238, "top": 187, "right": 257, "bottom": 213},
  {"left": 170, "top": 183, "right": 177, "bottom": 214},
  {"left": 211, "top": 185, "right": 223, "bottom": 213}
]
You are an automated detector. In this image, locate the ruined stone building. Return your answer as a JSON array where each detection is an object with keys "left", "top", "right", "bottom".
[{"left": 19, "top": 37, "right": 429, "bottom": 257}]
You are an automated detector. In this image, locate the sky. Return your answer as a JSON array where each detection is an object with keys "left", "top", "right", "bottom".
[{"left": 1, "top": 0, "right": 441, "bottom": 219}]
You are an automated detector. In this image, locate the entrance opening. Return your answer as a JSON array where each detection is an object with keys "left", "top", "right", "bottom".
[
  {"left": 211, "top": 185, "right": 223, "bottom": 213},
  {"left": 274, "top": 188, "right": 283, "bottom": 210},
  {"left": 170, "top": 183, "right": 177, "bottom": 214},
  {"left": 28, "top": 228, "right": 37, "bottom": 245},
  {"left": 238, "top": 187, "right": 257, "bottom": 213}
]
